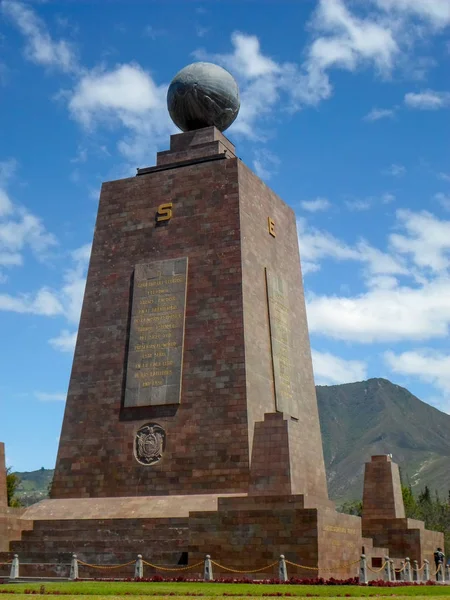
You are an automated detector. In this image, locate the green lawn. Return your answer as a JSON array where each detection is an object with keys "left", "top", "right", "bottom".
[{"left": 1, "top": 582, "right": 450, "bottom": 597}]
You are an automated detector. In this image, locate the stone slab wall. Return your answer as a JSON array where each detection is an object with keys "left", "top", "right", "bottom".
[
  {"left": 238, "top": 163, "right": 328, "bottom": 500},
  {"left": 52, "top": 154, "right": 251, "bottom": 498}
]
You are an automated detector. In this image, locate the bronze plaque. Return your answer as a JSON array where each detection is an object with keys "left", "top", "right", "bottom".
[
  {"left": 124, "top": 258, "right": 188, "bottom": 407},
  {"left": 266, "top": 269, "right": 299, "bottom": 419}
]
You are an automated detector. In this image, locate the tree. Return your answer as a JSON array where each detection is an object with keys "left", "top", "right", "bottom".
[
  {"left": 402, "top": 484, "right": 418, "bottom": 519},
  {"left": 6, "top": 468, "right": 22, "bottom": 507},
  {"left": 338, "top": 499, "right": 362, "bottom": 516}
]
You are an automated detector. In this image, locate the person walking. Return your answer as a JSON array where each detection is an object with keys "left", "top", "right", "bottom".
[{"left": 434, "top": 547, "right": 445, "bottom": 581}]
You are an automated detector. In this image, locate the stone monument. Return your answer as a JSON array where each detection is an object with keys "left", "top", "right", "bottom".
[{"left": 0, "top": 62, "right": 443, "bottom": 580}]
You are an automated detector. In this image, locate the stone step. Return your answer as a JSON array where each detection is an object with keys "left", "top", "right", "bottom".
[
  {"left": 21, "top": 527, "right": 188, "bottom": 542},
  {"left": 10, "top": 539, "right": 188, "bottom": 554},
  {"left": 31, "top": 518, "right": 189, "bottom": 531}
]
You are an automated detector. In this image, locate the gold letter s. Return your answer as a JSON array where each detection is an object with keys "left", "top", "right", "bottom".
[{"left": 156, "top": 202, "right": 173, "bottom": 222}]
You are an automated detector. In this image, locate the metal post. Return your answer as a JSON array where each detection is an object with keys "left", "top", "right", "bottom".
[
  {"left": 445, "top": 564, "right": 450, "bottom": 582},
  {"left": 203, "top": 555, "right": 213, "bottom": 581},
  {"left": 405, "top": 557, "right": 412, "bottom": 582},
  {"left": 69, "top": 554, "right": 78, "bottom": 581},
  {"left": 424, "top": 559, "right": 430, "bottom": 582},
  {"left": 389, "top": 559, "right": 395, "bottom": 582},
  {"left": 359, "top": 554, "right": 368, "bottom": 585},
  {"left": 279, "top": 555, "right": 288, "bottom": 582},
  {"left": 134, "top": 554, "right": 143, "bottom": 579},
  {"left": 384, "top": 556, "right": 391, "bottom": 582},
  {"left": 10, "top": 554, "right": 19, "bottom": 580},
  {"left": 413, "top": 560, "right": 418, "bottom": 582}
]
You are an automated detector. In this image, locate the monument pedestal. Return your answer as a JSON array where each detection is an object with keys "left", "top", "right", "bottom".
[{"left": 362, "top": 455, "right": 443, "bottom": 573}]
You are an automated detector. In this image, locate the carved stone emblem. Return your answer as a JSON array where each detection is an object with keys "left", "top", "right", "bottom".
[{"left": 135, "top": 423, "right": 166, "bottom": 465}]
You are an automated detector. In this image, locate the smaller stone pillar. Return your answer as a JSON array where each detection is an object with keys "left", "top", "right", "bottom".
[
  {"left": 384, "top": 556, "right": 391, "bottom": 582},
  {"left": 203, "top": 555, "right": 213, "bottom": 581},
  {"left": 445, "top": 564, "right": 450, "bottom": 582},
  {"left": 405, "top": 557, "right": 412, "bottom": 582},
  {"left": 423, "top": 559, "right": 430, "bottom": 581},
  {"left": 134, "top": 555, "right": 143, "bottom": 579},
  {"left": 279, "top": 555, "right": 288, "bottom": 582},
  {"left": 359, "top": 554, "right": 368, "bottom": 585},
  {"left": 10, "top": 554, "right": 19, "bottom": 579},
  {"left": 69, "top": 554, "right": 78, "bottom": 580},
  {"left": 413, "top": 560, "right": 419, "bottom": 582}
]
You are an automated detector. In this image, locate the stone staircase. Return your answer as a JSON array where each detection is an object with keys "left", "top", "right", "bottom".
[{"left": 0, "top": 517, "right": 191, "bottom": 579}]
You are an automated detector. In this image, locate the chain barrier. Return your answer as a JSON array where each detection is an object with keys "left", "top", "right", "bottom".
[
  {"left": 394, "top": 564, "right": 406, "bottom": 573},
  {"left": 285, "top": 558, "right": 360, "bottom": 573},
  {"left": 367, "top": 561, "right": 388, "bottom": 573},
  {"left": 435, "top": 563, "right": 442, "bottom": 576},
  {"left": 414, "top": 563, "right": 425, "bottom": 572},
  {"left": 210, "top": 560, "right": 278, "bottom": 574},
  {"left": 141, "top": 560, "right": 203, "bottom": 572},
  {"left": 0, "top": 561, "right": 13, "bottom": 565},
  {"left": 77, "top": 559, "right": 135, "bottom": 570}
]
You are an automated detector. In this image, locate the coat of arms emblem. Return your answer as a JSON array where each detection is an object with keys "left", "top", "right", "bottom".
[{"left": 135, "top": 423, "right": 166, "bottom": 465}]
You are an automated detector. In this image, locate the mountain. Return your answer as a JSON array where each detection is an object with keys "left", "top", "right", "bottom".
[
  {"left": 317, "top": 378, "right": 450, "bottom": 503},
  {"left": 11, "top": 378, "right": 450, "bottom": 506}
]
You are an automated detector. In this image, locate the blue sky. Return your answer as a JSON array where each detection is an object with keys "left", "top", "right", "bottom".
[{"left": 0, "top": 0, "right": 449, "bottom": 472}]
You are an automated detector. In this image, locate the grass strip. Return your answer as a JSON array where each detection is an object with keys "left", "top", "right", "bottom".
[{"left": 0, "top": 583, "right": 450, "bottom": 597}]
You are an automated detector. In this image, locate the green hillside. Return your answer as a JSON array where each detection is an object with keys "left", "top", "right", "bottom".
[
  {"left": 12, "top": 467, "right": 53, "bottom": 506},
  {"left": 11, "top": 378, "right": 450, "bottom": 506},
  {"left": 317, "top": 378, "right": 450, "bottom": 503}
]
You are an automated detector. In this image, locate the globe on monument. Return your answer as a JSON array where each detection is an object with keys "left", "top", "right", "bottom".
[{"left": 167, "top": 62, "right": 240, "bottom": 133}]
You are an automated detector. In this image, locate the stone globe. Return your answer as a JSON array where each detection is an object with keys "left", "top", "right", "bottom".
[{"left": 167, "top": 62, "right": 240, "bottom": 133}]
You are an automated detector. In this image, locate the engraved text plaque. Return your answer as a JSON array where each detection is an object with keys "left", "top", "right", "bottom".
[
  {"left": 266, "top": 269, "right": 299, "bottom": 419},
  {"left": 124, "top": 258, "right": 188, "bottom": 407}
]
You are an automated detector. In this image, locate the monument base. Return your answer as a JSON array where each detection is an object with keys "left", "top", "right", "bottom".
[{"left": 0, "top": 465, "right": 444, "bottom": 580}]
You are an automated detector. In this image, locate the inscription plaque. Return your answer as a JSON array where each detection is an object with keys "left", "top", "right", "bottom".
[
  {"left": 266, "top": 269, "right": 299, "bottom": 419},
  {"left": 124, "top": 257, "right": 188, "bottom": 407}
]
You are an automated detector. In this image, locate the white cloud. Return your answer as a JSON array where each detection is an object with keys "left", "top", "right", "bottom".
[
  {"left": 385, "top": 349, "right": 450, "bottom": 395},
  {"left": 252, "top": 149, "right": 280, "bottom": 180},
  {"left": 405, "top": 90, "right": 450, "bottom": 109},
  {"left": 0, "top": 158, "right": 17, "bottom": 186},
  {"left": 345, "top": 199, "right": 371, "bottom": 211},
  {"left": 391, "top": 209, "right": 450, "bottom": 272},
  {"left": 0, "top": 242, "right": 89, "bottom": 350},
  {"left": 223, "top": 32, "right": 279, "bottom": 79},
  {"left": 301, "top": 197, "right": 331, "bottom": 212},
  {"left": 2, "top": 0, "right": 78, "bottom": 73},
  {"left": 310, "top": 0, "right": 399, "bottom": 72},
  {"left": 435, "top": 193, "right": 450, "bottom": 210},
  {"left": 0, "top": 288, "right": 63, "bottom": 316},
  {"left": 363, "top": 107, "right": 396, "bottom": 121},
  {"left": 305, "top": 208, "right": 450, "bottom": 344},
  {"left": 382, "top": 192, "right": 396, "bottom": 203},
  {"left": 69, "top": 64, "right": 162, "bottom": 126},
  {"left": 373, "top": 0, "right": 450, "bottom": 28},
  {"left": 0, "top": 189, "right": 14, "bottom": 217},
  {"left": 0, "top": 159, "right": 57, "bottom": 280},
  {"left": 384, "top": 163, "right": 406, "bottom": 176},
  {"left": 438, "top": 172, "right": 450, "bottom": 182},
  {"left": 69, "top": 64, "right": 174, "bottom": 165},
  {"left": 35, "top": 391, "right": 66, "bottom": 402},
  {"left": 312, "top": 349, "right": 367, "bottom": 385},
  {"left": 297, "top": 218, "right": 406, "bottom": 278},
  {"left": 49, "top": 329, "right": 77, "bottom": 353},
  {"left": 307, "top": 279, "right": 450, "bottom": 343}
]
